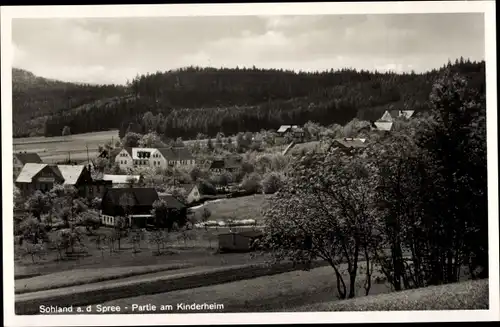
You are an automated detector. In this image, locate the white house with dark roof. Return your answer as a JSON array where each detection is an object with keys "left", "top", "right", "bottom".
[{"left": 115, "top": 147, "right": 195, "bottom": 171}]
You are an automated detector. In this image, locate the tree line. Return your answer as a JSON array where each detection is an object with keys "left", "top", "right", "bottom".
[{"left": 15, "top": 59, "right": 484, "bottom": 139}]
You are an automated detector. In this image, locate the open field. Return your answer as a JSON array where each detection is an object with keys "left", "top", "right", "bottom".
[
  {"left": 97, "top": 262, "right": 391, "bottom": 313},
  {"left": 13, "top": 130, "right": 118, "bottom": 163},
  {"left": 15, "top": 226, "right": 267, "bottom": 278},
  {"left": 191, "top": 194, "right": 270, "bottom": 222}
]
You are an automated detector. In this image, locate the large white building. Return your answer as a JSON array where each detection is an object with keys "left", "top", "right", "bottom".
[{"left": 115, "top": 147, "right": 196, "bottom": 171}]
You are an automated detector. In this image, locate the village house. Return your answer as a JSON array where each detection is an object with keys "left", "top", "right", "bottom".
[
  {"left": 15, "top": 163, "right": 110, "bottom": 198},
  {"left": 178, "top": 183, "right": 202, "bottom": 204},
  {"left": 329, "top": 138, "right": 368, "bottom": 153},
  {"left": 218, "top": 230, "right": 264, "bottom": 252},
  {"left": 115, "top": 147, "right": 195, "bottom": 171},
  {"left": 209, "top": 156, "right": 242, "bottom": 174},
  {"left": 379, "top": 110, "right": 415, "bottom": 122},
  {"left": 13, "top": 152, "right": 43, "bottom": 179},
  {"left": 276, "top": 125, "right": 306, "bottom": 143},
  {"left": 100, "top": 187, "right": 159, "bottom": 228}
]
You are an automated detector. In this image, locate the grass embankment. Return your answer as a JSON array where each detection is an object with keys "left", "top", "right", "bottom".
[
  {"left": 15, "top": 263, "right": 192, "bottom": 294},
  {"left": 295, "top": 278, "right": 489, "bottom": 311},
  {"left": 96, "top": 262, "right": 391, "bottom": 313},
  {"left": 15, "top": 261, "right": 328, "bottom": 315}
]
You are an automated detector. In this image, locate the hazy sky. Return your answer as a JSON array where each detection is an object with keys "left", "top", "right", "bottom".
[{"left": 12, "top": 13, "right": 485, "bottom": 85}]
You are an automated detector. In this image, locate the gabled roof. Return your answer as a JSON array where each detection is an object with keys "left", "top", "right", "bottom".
[
  {"left": 374, "top": 121, "right": 394, "bottom": 131},
  {"left": 14, "top": 152, "right": 43, "bottom": 164},
  {"left": 179, "top": 183, "right": 196, "bottom": 194},
  {"left": 158, "top": 147, "right": 194, "bottom": 161},
  {"left": 15, "top": 163, "right": 64, "bottom": 183},
  {"left": 102, "top": 174, "right": 141, "bottom": 184},
  {"left": 332, "top": 138, "right": 368, "bottom": 149},
  {"left": 389, "top": 110, "right": 401, "bottom": 119},
  {"left": 379, "top": 110, "right": 394, "bottom": 122},
  {"left": 157, "top": 193, "right": 187, "bottom": 209},
  {"left": 400, "top": 110, "right": 415, "bottom": 119},
  {"left": 57, "top": 165, "right": 87, "bottom": 185},
  {"left": 16, "top": 163, "right": 47, "bottom": 183},
  {"left": 277, "top": 125, "right": 292, "bottom": 133},
  {"left": 277, "top": 125, "right": 300, "bottom": 133},
  {"left": 104, "top": 187, "right": 159, "bottom": 206}
]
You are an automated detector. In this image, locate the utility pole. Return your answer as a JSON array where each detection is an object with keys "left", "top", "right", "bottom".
[{"left": 86, "top": 143, "right": 90, "bottom": 165}]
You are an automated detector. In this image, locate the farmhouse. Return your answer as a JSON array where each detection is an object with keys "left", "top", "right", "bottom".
[
  {"left": 329, "top": 138, "right": 367, "bottom": 153},
  {"left": 209, "top": 156, "right": 242, "bottom": 174},
  {"left": 218, "top": 230, "right": 264, "bottom": 252},
  {"left": 13, "top": 152, "right": 42, "bottom": 179},
  {"left": 276, "top": 125, "right": 305, "bottom": 143},
  {"left": 115, "top": 147, "right": 195, "bottom": 170},
  {"left": 15, "top": 163, "right": 108, "bottom": 198},
  {"left": 100, "top": 187, "right": 159, "bottom": 228}
]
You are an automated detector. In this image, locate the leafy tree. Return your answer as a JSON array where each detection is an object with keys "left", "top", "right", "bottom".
[
  {"left": 261, "top": 149, "right": 379, "bottom": 299},
  {"left": 261, "top": 172, "right": 284, "bottom": 194},
  {"left": 139, "top": 132, "right": 165, "bottom": 148},
  {"left": 122, "top": 132, "right": 142, "bottom": 147},
  {"left": 241, "top": 172, "right": 262, "bottom": 194},
  {"left": 417, "top": 70, "right": 487, "bottom": 282},
  {"left": 19, "top": 214, "right": 48, "bottom": 244},
  {"left": 76, "top": 210, "right": 101, "bottom": 235},
  {"left": 25, "top": 191, "right": 51, "bottom": 221},
  {"left": 113, "top": 216, "right": 128, "bottom": 250}
]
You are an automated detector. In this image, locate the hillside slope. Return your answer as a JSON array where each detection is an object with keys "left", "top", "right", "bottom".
[
  {"left": 14, "top": 59, "right": 485, "bottom": 139},
  {"left": 12, "top": 68, "right": 127, "bottom": 137}
]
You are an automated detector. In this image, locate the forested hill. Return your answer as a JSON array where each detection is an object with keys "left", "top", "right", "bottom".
[
  {"left": 12, "top": 68, "right": 128, "bottom": 137},
  {"left": 14, "top": 59, "right": 485, "bottom": 139}
]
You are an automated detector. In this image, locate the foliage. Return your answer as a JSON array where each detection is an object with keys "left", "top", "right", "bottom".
[
  {"left": 24, "top": 191, "right": 51, "bottom": 220},
  {"left": 241, "top": 172, "right": 262, "bottom": 194},
  {"left": 261, "top": 172, "right": 285, "bottom": 194},
  {"left": 76, "top": 210, "right": 101, "bottom": 234},
  {"left": 152, "top": 200, "right": 187, "bottom": 231},
  {"left": 18, "top": 214, "right": 48, "bottom": 244},
  {"left": 261, "top": 149, "right": 379, "bottom": 299},
  {"left": 122, "top": 132, "right": 142, "bottom": 147},
  {"left": 197, "top": 179, "right": 217, "bottom": 195}
]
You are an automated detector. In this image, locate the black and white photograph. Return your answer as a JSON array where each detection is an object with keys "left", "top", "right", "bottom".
[{"left": 1, "top": 1, "right": 498, "bottom": 325}]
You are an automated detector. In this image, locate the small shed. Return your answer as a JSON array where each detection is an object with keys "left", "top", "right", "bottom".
[{"left": 218, "top": 230, "right": 264, "bottom": 252}]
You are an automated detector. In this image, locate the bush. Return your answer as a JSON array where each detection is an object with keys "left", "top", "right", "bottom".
[
  {"left": 241, "top": 172, "right": 262, "bottom": 194},
  {"left": 261, "top": 172, "right": 284, "bottom": 194}
]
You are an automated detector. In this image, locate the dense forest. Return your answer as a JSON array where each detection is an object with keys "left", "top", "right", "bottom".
[
  {"left": 12, "top": 68, "right": 127, "bottom": 137},
  {"left": 13, "top": 58, "right": 485, "bottom": 139}
]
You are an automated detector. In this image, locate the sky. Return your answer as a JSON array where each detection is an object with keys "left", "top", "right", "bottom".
[{"left": 12, "top": 13, "right": 485, "bottom": 85}]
